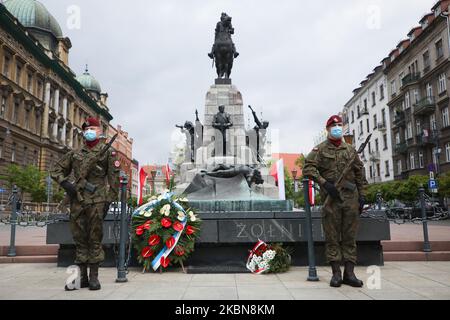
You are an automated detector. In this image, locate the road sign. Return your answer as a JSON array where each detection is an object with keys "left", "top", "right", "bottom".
[{"left": 429, "top": 179, "right": 438, "bottom": 190}]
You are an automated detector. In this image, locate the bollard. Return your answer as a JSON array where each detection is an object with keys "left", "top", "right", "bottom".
[
  {"left": 302, "top": 179, "right": 319, "bottom": 281},
  {"left": 116, "top": 173, "right": 129, "bottom": 283},
  {"left": 376, "top": 191, "right": 382, "bottom": 210},
  {"left": 419, "top": 186, "right": 432, "bottom": 253},
  {"left": 7, "top": 186, "right": 18, "bottom": 257}
]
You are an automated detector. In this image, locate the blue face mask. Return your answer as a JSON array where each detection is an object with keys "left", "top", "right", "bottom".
[
  {"left": 84, "top": 130, "right": 97, "bottom": 142},
  {"left": 330, "top": 126, "right": 343, "bottom": 140}
]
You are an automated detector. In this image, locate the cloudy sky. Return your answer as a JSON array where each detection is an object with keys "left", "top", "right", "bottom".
[{"left": 43, "top": 0, "right": 434, "bottom": 165}]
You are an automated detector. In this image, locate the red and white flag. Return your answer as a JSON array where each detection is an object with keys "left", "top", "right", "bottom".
[
  {"left": 138, "top": 167, "right": 148, "bottom": 206},
  {"left": 308, "top": 180, "right": 315, "bottom": 206}
]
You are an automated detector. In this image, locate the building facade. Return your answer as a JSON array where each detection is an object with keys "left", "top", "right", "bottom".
[
  {"left": 107, "top": 124, "right": 133, "bottom": 190},
  {"left": 131, "top": 159, "right": 139, "bottom": 199},
  {"left": 142, "top": 165, "right": 169, "bottom": 197},
  {"left": 384, "top": 1, "right": 450, "bottom": 179},
  {"left": 0, "top": 1, "right": 113, "bottom": 189},
  {"left": 343, "top": 67, "right": 394, "bottom": 183}
]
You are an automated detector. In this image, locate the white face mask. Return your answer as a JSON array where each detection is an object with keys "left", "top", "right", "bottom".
[{"left": 84, "top": 129, "right": 97, "bottom": 142}]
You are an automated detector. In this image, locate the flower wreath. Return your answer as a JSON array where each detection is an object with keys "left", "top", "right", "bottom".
[
  {"left": 246, "top": 240, "right": 292, "bottom": 274},
  {"left": 131, "top": 192, "right": 201, "bottom": 272}
]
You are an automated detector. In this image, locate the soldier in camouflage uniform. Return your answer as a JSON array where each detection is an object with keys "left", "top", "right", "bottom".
[
  {"left": 303, "top": 115, "right": 367, "bottom": 288},
  {"left": 51, "top": 118, "right": 120, "bottom": 291}
]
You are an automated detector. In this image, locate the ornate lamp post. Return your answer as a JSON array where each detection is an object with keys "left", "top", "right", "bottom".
[
  {"left": 150, "top": 170, "right": 157, "bottom": 195},
  {"left": 291, "top": 169, "right": 298, "bottom": 193}
]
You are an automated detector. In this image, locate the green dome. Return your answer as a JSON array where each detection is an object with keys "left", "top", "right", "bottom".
[
  {"left": 4, "top": 0, "right": 63, "bottom": 38},
  {"left": 76, "top": 68, "right": 102, "bottom": 94}
]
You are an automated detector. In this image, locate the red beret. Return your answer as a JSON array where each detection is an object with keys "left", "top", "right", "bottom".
[
  {"left": 82, "top": 117, "right": 100, "bottom": 130},
  {"left": 326, "top": 115, "right": 343, "bottom": 128}
]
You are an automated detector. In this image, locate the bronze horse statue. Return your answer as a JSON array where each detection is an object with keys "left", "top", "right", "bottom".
[{"left": 208, "top": 13, "right": 239, "bottom": 79}]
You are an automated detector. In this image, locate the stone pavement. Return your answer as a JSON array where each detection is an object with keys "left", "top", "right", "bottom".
[{"left": 0, "top": 262, "right": 449, "bottom": 300}]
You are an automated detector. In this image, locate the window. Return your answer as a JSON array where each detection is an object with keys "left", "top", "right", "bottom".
[
  {"left": 410, "top": 152, "right": 416, "bottom": 170},
  {"left": 11, "top": 143, "right": 16, "bottom": 162},
  {"left": 27, "top": 73, "right": 33, "bottom": 92},
  {"left": 37, "top": 81, "right": 43, "bottom": 99},
  {"left": 375, "top": 138, "right": 379, "bottom": 152},
  {"left": 0, "top": 96, "right": 6, "bottom": 118},
  {"left": 33, "top": 150, "right": 38, "bottom": 166},
  {"left": 359, "top": 120, "right": 363, "bottom": 136},
  {"left": 391, "top": 80, "right": 397, "bottom": 96},
  {"left": 436, "top": 39, "right": 444, "bottom": 59},
  {"left": 3, "top": 55, "right": 10, "bottom": 77},
  {"left": 372, "top": 92, "right": 376, "bottom": 106},
  {"left": 385, "top": 160, "right": 390, "bottom": 177},
  {"left": 446, "top": 143, "right": 450, "bottom": 162},
  {"left": 23, "top": 147, "right": 28, "bottom": 165},
  {"left": 12, "top": 102, "right": 19, "bottom": 124},
  {"left": 442, "top": 107, "right": 449, "bottom": 127},
  {"left": 35, "top": 114, "right": 41, "bottom": 134},
  {"left": 426, "top": 83, "right": 433, "bottom": 97},
  {"left": 369, "top": 166, "right": 373, "bottom": 179},
  {"left": 381, "top": 108, "right": 386, "bottom": 125},
  {"left": 0, "top": 142, "right": 2, "bottom": 159},
  {"left": 397, "top": 159, "right": 402, "bottom": 174},
  {"left": 407, "top": 122, "right": 413, "bottom": 139},
  {"left": 431, "top": 113, "right": 437, "bottom": 130},
  {"left": 15, "top": 64, "right": 22, "bottom": 85},
  {"left": 357, "top": 105, "right": 361, "bottom": 118},
  {"left": 351, "top": 111, "right": 354, "bottom": 123},
  {"left": 373, "top": 114, "right": 377, "bottom": 129},
  {"left": 413, "top": 89, "right": 420, "bottom": 103},
  {"left": 376, "top": 164, "right": 380, "bottom": 177},
  {"left": 416, "top": 120, "right": 421, "bottom": 136},
  {"left": 423, "top": 51, "right": 431, "bottom": 70},
  {"left": 405, "top": 92, "right": 410, "bottom": 109},
  {"left": 380, "top": 84, "right": 385, "bottom": 100},
  {"left": 366, "top": 119, "right": 370, "bottom": 133},
  {"left": 419, "top": 151, "right": 424, "bottom": 168},
  {"left": 383, "top": 134, "right": 388, "bottom": 150},
  {"left": 368, "top": 142, "right": 372, "bottom": 154},
  {"left": 25, "top": 109, "right": 30, "bottom": 130},
  {"left": 395, "top": 132, "right": 400, "bottom": 145},
  {"left": 438, "top": 73, "right": 447, "bottom": 94}
]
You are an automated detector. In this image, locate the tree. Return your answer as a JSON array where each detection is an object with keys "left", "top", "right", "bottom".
[{"left": 0, "top": 164, "right": 47, "bottom": 203}]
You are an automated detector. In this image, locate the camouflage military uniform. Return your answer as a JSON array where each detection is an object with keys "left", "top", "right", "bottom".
[
  {"left": 51, "top": 141, "right": 120, "bottom": 265},
  {"left": 303, "top": 139, "right": 367, "bottom": 264}
]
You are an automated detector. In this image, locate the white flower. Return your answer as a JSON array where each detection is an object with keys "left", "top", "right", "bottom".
[
  {"left": 178, "top": 198, "right": 189, "bottom": 202},
  {"left": 188, "top": 211, "right": 197, "bottom": 222},
  {"left": 258, "top": 261, "right": 269, "bottom": 269},
  {"left": 263, "top": 250, "right": 276, "bottom": 261},
  {"left": 253, "top": 256, "right": 262, "bottom": 264},
  {"left": 160, "top": 204, "right": 171, "bottom": 216},
  {"left": 138, "top": 210, "right": 144, "bottom": 216},
  {"left": 177, "top": 211, "right": 186, "bottom": 221},
  {"left": 143, "top": 209, "right": 153, "bottom": 218}
]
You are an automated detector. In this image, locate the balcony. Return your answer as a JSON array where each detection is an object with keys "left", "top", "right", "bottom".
[
  {"left": 416, "top": 130, "right": 440, "bottom": 147},
  {"left": 394, "top": 142, "right": 408, "bottom": 154},
  {"left": 414, "top": 96, "right": 436, "bottom": 116},
  {"left": 401, "top": 72, "right": 421, "bottom": 88},
  {"left": 377, "top": 122, "right": 387, "bottom": 131},
  {"left": 392, "top": 111, "right": 406, "bottom": 128}
]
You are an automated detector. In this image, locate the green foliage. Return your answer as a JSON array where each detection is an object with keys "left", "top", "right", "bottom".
[
  {"left": 437, "top": 172, "right": 450, "bottom": 197},
  {"left": 267, "top": 244, "right": 292, "bottom": 274},
  {"left": 128, "top": 197, "right": 138, "bottom": 208},
  {"left": 0, "top": 164, "right": 47, "bottom": 203},
  {"left": 365, "top": 175, "right": 431, "bottom": 204}
]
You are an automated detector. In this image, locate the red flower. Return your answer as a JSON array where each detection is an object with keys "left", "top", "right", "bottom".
[
  {"left": 160, "top": 256, "right": 170, "bottom": 268},
  {"left": 141, "top": 246, "right": 154, "bottom": 258},
  {"left": 173, "top": 221, "right": 184, "bottom": 232},
  {"left": 186, "top": 225, "right": 195, "bottom": 235},
  {"left": 166, "top": 236, "right": 175, "bottom": 249},
  {"left": 143, "top": 221, "right": 152, "bottom": 230},
  {"left": 148, "top": 235, "right": 161, "bottom": 246},
  {"left": 161, "top": 218, "right": 172, "bottom": 228},
  {"left": 136, "top": 225, "right": 144, "bottom": 236},
  {"left": 174, "top": 246, "right": 185, "bottom": 256}
]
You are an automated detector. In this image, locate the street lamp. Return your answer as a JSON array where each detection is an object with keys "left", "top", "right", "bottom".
[
  {"left": 150, "top": 170, "right": 157, "bottom": 195},
  {"left": 291, "top": 169, "right": 298, "bottom": 193}
]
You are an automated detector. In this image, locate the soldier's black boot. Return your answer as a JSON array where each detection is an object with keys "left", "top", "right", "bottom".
[
  {"left": 343, "top": 261, "right": 364, "bottom": 287},
  {"left": 79, "top": 264, "right": 89, "bottom": 288},
  {"left": 88, "top": 263, "right": 101, "bottom": 291},
  {"left": 329, "top": 261, "right": 343, "bottom": 288}
]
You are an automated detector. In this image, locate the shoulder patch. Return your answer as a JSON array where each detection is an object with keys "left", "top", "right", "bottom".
[{"left": 114, "top": 160, "right": 121, "bottom": 168}]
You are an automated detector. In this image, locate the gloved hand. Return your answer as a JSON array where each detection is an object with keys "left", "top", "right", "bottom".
[
  {"left": 323, "top": 181, "right": 340, "bottom": 200},
  {"left": 359, "top": 196, "right": 365, "bottom": 214},
  {"left": 60, "top": 181, "right": 77, "bottom": 199}
]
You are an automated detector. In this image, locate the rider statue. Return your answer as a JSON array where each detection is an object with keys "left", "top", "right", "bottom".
[{"left": 208, "top": 12, "right": 239, "bottom": 59}]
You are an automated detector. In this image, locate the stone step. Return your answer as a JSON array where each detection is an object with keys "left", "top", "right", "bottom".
[
  {"left": 0, "top": 255, "right": 57, "bottom": 264},
  {"left": 382, "top": 241, "right": 450, "bottom": 252},
  {"left": 384, "top": 251, "right": 450, "bottom": 261},
  {"left": 0, "top": 245, "right": 59, "bottom": 257}
]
